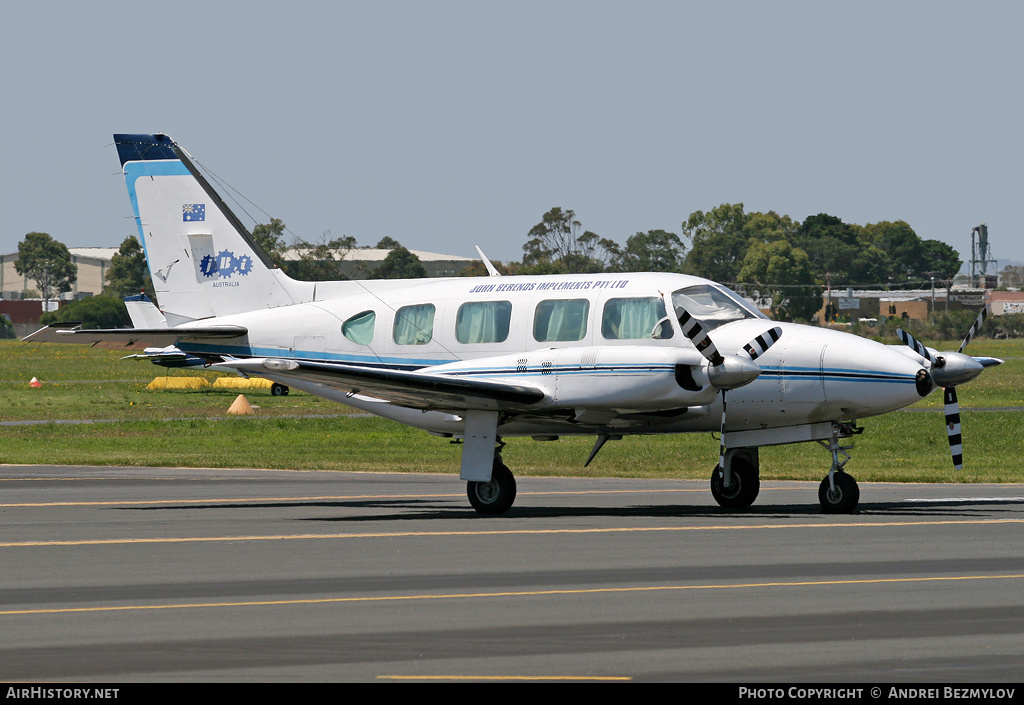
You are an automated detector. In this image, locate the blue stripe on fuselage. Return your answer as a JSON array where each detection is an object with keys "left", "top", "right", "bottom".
[{"left": 180, "top": 341, "right": 918, "bottom": 386}]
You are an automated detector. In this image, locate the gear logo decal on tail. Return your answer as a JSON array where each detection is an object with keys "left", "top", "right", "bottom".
[
  {"left": 183, "top": 204, "right": 206, "bottom": 221},
  {"left": 200, "top": 251, "right": 254, "bottom": 279}
]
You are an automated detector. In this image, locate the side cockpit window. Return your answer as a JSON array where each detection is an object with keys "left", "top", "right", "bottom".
[{"left": 601, "top": 297, "right": 668, "bottom": 340}]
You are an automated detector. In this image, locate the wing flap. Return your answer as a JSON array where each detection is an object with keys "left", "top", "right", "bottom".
[
  {"left": 22, "top": 323, "right": 248, "bottom": 350},
  {"left": 215, "top": 358, "right": 547, "bottom": 412}
]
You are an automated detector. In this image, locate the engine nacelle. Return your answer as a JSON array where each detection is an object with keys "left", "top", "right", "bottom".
[{"left": 433, "top": 345, "right": 717, "bottom": 412}]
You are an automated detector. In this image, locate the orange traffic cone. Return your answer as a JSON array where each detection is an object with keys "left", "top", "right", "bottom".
[
  {"left": 227, "top": 394, "right": 254, "bottom": 415},
  {"left": 29, "top": 377, "right": 42, "bottom": 388}
]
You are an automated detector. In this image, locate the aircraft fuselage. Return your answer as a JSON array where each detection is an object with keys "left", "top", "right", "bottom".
[{"left": 171, "top": 271, "right": 928, "bottom": 440}]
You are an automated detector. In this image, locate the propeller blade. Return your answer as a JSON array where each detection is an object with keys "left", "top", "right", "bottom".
[
  {"left": 718, "top": 389, "right": 728, "bottom": 471},
  {"left": 944, "top": 387, "right": 963, "bottom": 470},
  {"left": 677, "top": 309, "right": 724, "bottom": 365},
  {"left": 896, "top": 328, "right": 933, "bottom": 362},
  {"left": 719, "top": 328, "right": 780, "bottom": 473},
  {"left": 742, "top": 326, "right": 782, "bottom": 360},
  {"left": 958, "top": 306, "right": 989, "bottom": 354},
  {"left": 897, "top": 308, "right": 989, "bottom": 472}
]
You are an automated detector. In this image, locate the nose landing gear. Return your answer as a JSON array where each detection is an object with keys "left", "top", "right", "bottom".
[{"left": 817, "top": 421, "right": 862, "bottom": 514}]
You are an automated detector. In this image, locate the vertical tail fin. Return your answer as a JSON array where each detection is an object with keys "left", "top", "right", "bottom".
[{"left": 114, "top": 134, "right": 309, "bottom": 325}]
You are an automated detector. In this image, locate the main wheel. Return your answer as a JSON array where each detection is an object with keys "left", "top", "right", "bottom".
[
  {"left": 818, "top": 472, "right": 860, "bottom": 514},
  {"left": 271, "top": 383, "right": 289, "bottom": 396},
  {"left": 467, "top": 461, "right": 517, "bottom": 515},
  {"left": 710, "top": 456, "right": 760, "bottom": 509}
]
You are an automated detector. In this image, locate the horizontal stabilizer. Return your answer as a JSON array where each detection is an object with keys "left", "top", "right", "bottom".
[{"left": 214, "top": 358, "right": 546, "bottom": 412}]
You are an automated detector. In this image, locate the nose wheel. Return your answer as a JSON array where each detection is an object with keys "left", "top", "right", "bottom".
[
  {"left": 819, "top": 472, "right": 859, "bottom": 513},
  {"left": 817, "top": 422, "right": 862, "bottom": 514}
]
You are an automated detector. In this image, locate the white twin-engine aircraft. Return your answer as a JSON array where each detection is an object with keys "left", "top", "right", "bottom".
[{"left": 26, "top": 134, "right": 1002, "bottom": 515}]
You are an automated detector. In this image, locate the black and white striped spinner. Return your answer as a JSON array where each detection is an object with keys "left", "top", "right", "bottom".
[
  {"left": 944, "top": 387, "right": 963, "bottom": 470},
  {"left": 742, "top": 327, "right": 782, "bottom": 360},
  {"left": 896, "top": 328, "right": 932, "bottom": 362}
]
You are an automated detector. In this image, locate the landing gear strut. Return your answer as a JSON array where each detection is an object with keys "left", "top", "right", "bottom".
[{"left": 817, "top": 422, "right": 861, "bottom": 514}]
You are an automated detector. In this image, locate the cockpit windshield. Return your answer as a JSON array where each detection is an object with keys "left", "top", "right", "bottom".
[{"left": 671, "top": 284, "right": 766, "bottom": 332}]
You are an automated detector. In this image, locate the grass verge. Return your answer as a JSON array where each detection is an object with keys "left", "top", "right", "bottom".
[{"left": 2, "top": 340, "right": 1022, "bottom": 483}]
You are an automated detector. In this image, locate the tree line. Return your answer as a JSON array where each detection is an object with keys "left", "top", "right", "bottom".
[
  {"left": 476, "top": 203, "right": 962, "bottom": 321},
  {"left": 12, "top": 200, "right": 965, "bottom": 328}
]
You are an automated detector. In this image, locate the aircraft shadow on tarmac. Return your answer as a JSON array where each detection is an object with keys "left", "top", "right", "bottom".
[{"left": 121, "top": 496, "right": 1024, "bottom": 522}]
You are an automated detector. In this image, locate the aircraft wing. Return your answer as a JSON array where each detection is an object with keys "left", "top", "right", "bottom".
[
  {"left": 215, "top": 358, "right": 548, "bottom": 412},
  {"left": 22, "top": 323, "right": 248, "bottom": 351}
]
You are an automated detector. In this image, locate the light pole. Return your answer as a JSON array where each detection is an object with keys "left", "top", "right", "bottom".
[{"left": 930, "top": 276, "right": 935, "bottom": 320}]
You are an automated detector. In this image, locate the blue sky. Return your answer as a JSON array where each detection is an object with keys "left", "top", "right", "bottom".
[{"left": 3, "top": 1, "right": 1021, "bottom": 276}]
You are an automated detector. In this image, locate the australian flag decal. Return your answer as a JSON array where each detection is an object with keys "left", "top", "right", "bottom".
[{"left": 183, "top": 204, "right": 206, "bottom": 222}]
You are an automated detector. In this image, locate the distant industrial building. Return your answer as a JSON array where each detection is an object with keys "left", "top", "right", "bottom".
[
  {"left": 280, "top": 247, "right": 477, "bottom": 278},
  {"left": 814, "top": 286, "right": 996, "bottom": 325},
  {"left": 1, "top": 247, "right": 118, "bottom": 301}
]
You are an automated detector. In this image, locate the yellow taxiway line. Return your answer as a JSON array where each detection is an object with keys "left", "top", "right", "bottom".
[{"left": 2, "top": 573, "right": 1022, "bottom": 617}]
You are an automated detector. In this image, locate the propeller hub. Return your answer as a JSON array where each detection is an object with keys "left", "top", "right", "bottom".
[
  {"left": 929, "top": 352, "right": 984, "bottom": 388},
  {"left": 707, "top": 356, "right": 761, "bottom": 390}
]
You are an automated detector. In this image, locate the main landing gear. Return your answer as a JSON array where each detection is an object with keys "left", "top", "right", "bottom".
[
  {"left": 711, "top": 451, "right": 760, "bottom": 509},
  {"left": 816, "top": 421, "right": 862, "bottom": 514},
  {"left": 710, "top": 423, "right": 863, "bottom": 513},
  {"left": 466, "top": 456, "right": 517, "bottom": 515}
]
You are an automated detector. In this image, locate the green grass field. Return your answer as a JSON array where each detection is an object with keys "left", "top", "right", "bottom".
[{"left": 2, "top": 338, "right": 1022, "bottom": 483}]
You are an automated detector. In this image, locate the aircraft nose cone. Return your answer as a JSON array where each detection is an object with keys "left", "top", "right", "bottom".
[{"left": 707, "top": 355, "right": 761, "bottom": 390}]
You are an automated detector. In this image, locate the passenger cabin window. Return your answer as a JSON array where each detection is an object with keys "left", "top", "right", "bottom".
[
  {"left": 534, "top": 299, "right": 589, "bottom": 342},
  {"left": 341, "top": 310, "right": 376, "bottom": 346},
  {"left": 601, "top": 297, "right": 668, "bottom": 340},
  {"left": 456, "top": 301, "right": 512, "bottom": 344},
  {"left": 393, "top": 304, "right": 435, "bottom": 345},
  {"left": 671, "top": 284, "right": 764, "bottom": 333}
]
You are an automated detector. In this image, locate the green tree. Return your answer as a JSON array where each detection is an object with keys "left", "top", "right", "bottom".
[
  {"left": 522, "top": 207, "right": 614, "bottom": 273},
  {"left": 369, "top": 245, "right": 427, "bottom": 279},
  {"left": 791, "top": 213, "right": 861, "bottom": 284},
  {"left": 611, "top": 230, "right": 686, "bottom": 272},
  {"left": 15, "top": 232, "right": 77, "bottom": 304},
  {"left": 1000, "top": 264, "right": 1024, "bottom": 289},
  {"left": 863, "top": 220, "right": 923, "bottom": 284},
  {"left": 738, "top": 239, "right": 822, "bottom": 321},
  {"left": 283, "top": 232, "right": 353, "bottom": 281},
  {"left": 376, "top": 236, "right": 401, "bottom": 250},
  {"left": 329, "top": 235, "right": 359, "bottom": 250},
  {"left": 918, "top": 239, "right": 962, "bottom": 281},
  {"left": 742, "top": 210, "right": 800, "bottom": 244},
  {"left": 251, "top": 218, "right": 287, "bottom": 267},
  {"left": 681, "top": 203, "right": 750, "bottom": 283},
  {"left": 105, "top": 236, "right": 155, "bottom": 303},
  {"left": 39, "top": 294, "right": 130, "bottom": 329}
]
